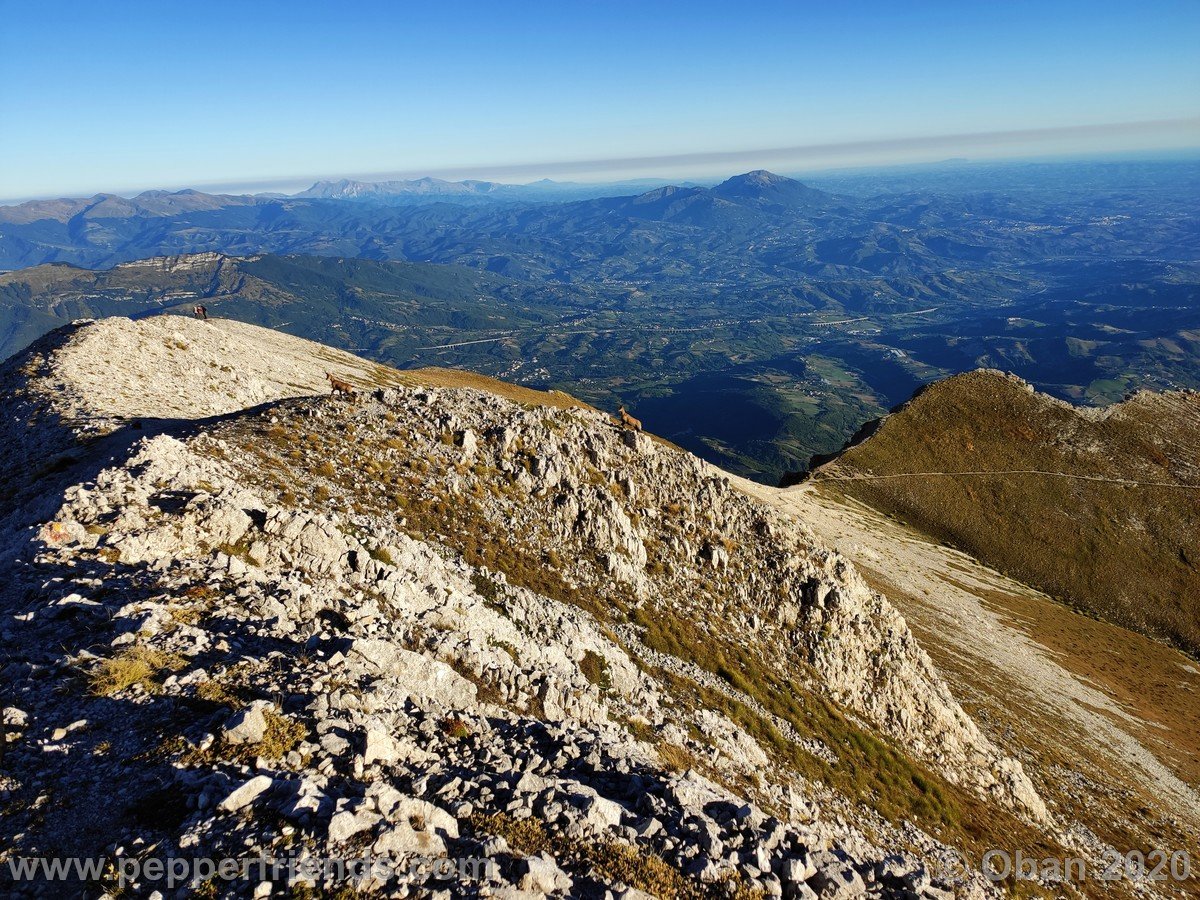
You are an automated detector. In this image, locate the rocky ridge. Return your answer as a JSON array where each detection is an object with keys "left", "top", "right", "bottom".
[{"left": 2, "top": 317, "right": 1052, "bottom": 898}]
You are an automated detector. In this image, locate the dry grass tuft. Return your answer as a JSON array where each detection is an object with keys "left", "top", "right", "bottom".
[
  {"left": 657, "top": 743, "right": 696, "bottom": 773},
  {"left": 169, "top": 605, "right": 204, "bottom": 626},
  {"left": 580, "top": 650, "right": 612, "bottom": 692},
  {"left": 163, "top": 708, "right": 306, "bottom": 767},
  {"left": 253, "top": 710, "right": 307, "bottom": 760},
  {"left": 88, "top": 647, "right": 186, "bottom": 696},
  {"left": 195, "top": 679, "right": 241, "bottom": 707}
]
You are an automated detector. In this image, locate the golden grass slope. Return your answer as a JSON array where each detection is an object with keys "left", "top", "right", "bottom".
[{"left": 811, "top": 370, "right": 1200, "bottom": 656}]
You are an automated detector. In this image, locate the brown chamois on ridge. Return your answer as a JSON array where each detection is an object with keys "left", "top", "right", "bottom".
[
  {"left": 617, "top": 405, "right": 642, "bottom": 431},
  {"left": 325, "top": 372, "right": 356, "bottom": 399}
]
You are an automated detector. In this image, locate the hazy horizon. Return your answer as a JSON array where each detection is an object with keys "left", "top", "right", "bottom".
[{"left": 2, "top": 139, "right": 1198, "bottom": 206}]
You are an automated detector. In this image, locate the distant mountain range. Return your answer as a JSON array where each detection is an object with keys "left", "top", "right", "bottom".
[
  {"left": 295, "top": 176, "right": 512, "bottom": 199},
  {"left": 1, "top": 162, "right": 1198, "bottom": 484},
  {"left": 0, "top": 170, "right": 822, "bottom": 229},
  {"left": 290, "top": 170, "right": 840, "bottom": 208},
  {"left": 293, "top": 175, "right": 696, "bottom": 203},
  {"left": 0, "top": 188, "right": 267, "bottom": 225},
  {"left": 0, "top": 175, "right": 705, "bottom": 222}
]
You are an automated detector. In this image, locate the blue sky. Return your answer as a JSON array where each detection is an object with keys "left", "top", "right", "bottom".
[{"left": 1, "top": 0, "right": 1198, "bottom": 199}]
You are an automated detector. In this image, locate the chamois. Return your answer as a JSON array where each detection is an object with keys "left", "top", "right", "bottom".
[
  {"left": 325, "top": 372, "right": 355, "bottom": 399},
  {"left": 617, "top": 405, "right": 642, "bottom": 431}
]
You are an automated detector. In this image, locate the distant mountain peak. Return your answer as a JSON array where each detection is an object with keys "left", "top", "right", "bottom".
[
  {"left": 716, "top": 170, "right": 802, "bottom": 189},
  {"left": 633, "top": 184, "right": 702, "bottom": 202},
  {"left": 711, "top": 170, "right": 835, "bottom": 209},
  {"left": 724, "top": 172, "right": 792, "bottom": 187}
]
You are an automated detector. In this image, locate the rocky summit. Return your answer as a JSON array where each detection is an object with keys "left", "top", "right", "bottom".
[{"left": 3, "top": 316, "right": 1065, "bottom": 899}]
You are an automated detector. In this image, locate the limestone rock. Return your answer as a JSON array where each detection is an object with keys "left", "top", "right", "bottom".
[
  {"left": 220, "top": 775, "right": 275, "bottom": 813},
  {"left": 223, "top": 702, "right": 270, "bottom": 745}
]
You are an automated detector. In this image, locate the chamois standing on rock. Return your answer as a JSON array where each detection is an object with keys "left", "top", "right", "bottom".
[
  {"left": 325, "top": 372, "right": 355, "bottom": 399},
  {"left": 617, "top": 405, "right": 642, "bottom": 431}
]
